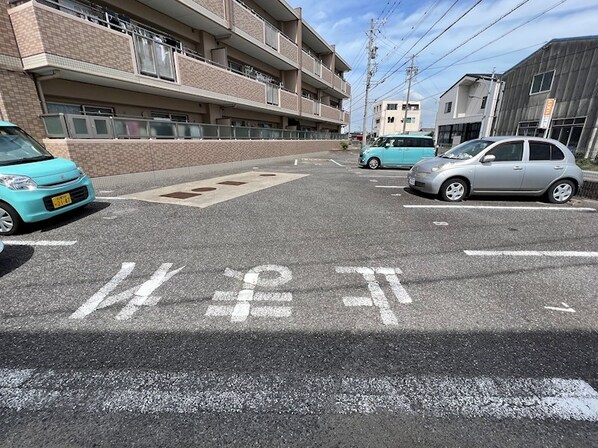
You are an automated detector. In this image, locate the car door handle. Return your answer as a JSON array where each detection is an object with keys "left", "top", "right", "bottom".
[
  {"left": 554, "top": 166, "right": 564, "bottom": 169},
  {"left": 513, "top": 166, "right": 523, "bottom": 170}
]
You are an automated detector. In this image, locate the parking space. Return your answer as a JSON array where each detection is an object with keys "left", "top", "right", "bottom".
[{"left": 2, "top": 149, "right": 598, "bottom": 444}]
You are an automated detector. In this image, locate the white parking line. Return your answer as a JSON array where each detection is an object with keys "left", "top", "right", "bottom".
[
  {"left": 405, "top": 205, "right": 597, "bottom": 212},
  {"left": 464, "top": 250, "right": 598, "bottom": 257},
  {"left": 375, "top": 185, "right": 406, "bottom": 189},
  {"left": 329, "top": 159, "right": 344, "bottom": 167},
  {"left": 96, "top": 196, "right": 132, "bottom": 200},
  {"left": 3, "top": 241, "right": 77, "bottom": 246},
  {"left": 1, "top": 368, "right": 597, "bottom": 420}
]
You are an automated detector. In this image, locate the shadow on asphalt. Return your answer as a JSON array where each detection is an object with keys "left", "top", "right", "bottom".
[
  {"left": 402, "top": 186, "right": 575, "bottom": 204},
  {"left": 0, "top": 245, "right": 34, "bottom": 278},
  {"left": 20, "top": 201, "right": 111, "bottom": 234},
  {"left": 1, "top": 329, "right": 596, "bottom": 383},
  {"left": 1, "top": 329, "right": 597, "bottom": 446}
]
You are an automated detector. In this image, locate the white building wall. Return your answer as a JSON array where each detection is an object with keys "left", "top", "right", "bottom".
[
  {"left": 435, "top": 76, "right": 503, "bottom": 149},
  {"left": 372, "top": 100, "right": 421, "bottom": 136}
]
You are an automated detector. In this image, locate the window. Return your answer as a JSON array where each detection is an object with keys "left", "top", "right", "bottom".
[
  {"left": 402, "top": 103, "right": 419, "bottom": 110},
  {"left": 529, "top": 141, "right": 551, "bottom": 160},
  {"left": 404, "top": 117, "right": 415, "bottom": 123},
  {"left": 517, "top": 120, "right": 542, "bottom": 137},
  {"left": 444, "top": 102, "right": 452, "bottom": 113},
  {"left": 47, "top": 102, "right": 114, "bottom": 116},
  {"left": 530, "top": 70, "right": 555, "bottom": 94},
  {"left": 550, "top": 117, "right": 586, "bottom": 152},
  {"left": 487, "top": 142, "right": 523, "bottom": 162},
  {"left": 387, "top": 116, "right": 395, "bottom": 123},
  {"left": 151, "top": 111, "right": 189, "bottom": 122},
  {"left": 529, "top": 141, "right": 566, "bottom": 161},
  {"left": 375, "top": 119, "right": 380, "bottom": 124},
  {"left": 387, "top": 103, "right": 397, "bottom": 110},
  {"left": 228, "top": 60, "right": 243, "bottom": 73},
  {"left": 480, "top": 96, "right": 487, "bottom": 109}
]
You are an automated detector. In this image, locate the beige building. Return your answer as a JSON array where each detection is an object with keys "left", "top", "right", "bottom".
[
  {"left": 0, "top": 0, "right": 351, "bottom": 177},
  {"left": 372, "top": 100, "right": 421, "bottom": 137}
]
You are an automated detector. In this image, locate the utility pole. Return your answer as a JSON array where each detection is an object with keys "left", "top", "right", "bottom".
[
  {"left": 361, "top": 19, "right": 377, "bottom": 147},
  {"left": 402, "top": 55, "right": 418, "bottom": 134},
  {"left": 480, "top": 67, "right": 496, "bottom": 138}
]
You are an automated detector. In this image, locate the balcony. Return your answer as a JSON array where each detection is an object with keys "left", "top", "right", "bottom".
[
  {"left": 8, "top": 0, "right": 299, "bottom": 113},
  {"left": 320, "top": 104, "right": 342, "bottom": 122},
  {"left": 231, "top": 0, "right": 298, "bottom": 65},
  {"left": 41, "top": 113, "right": 344, "bottom": 141}
]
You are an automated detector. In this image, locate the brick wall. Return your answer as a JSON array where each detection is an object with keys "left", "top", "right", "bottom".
[
  {"left": 321, "top": 104, "right": 340, "bottom": 121},
  {"left": 0, "top": 1, "right": 20, "bottom": 58},
  {"left": 0, "top": 69, "right": 45, "bottom": 141},
  {"left": 321, "top": 66, "right": 333, "bottom": 85},
  {"left": 43, "top": 139, "right": 341, "bottom": 177},
  {"left": 301, "top": 51, "right": 314, "bottom": 72},
  {"left": 232, "top": 2, "right": 264, "bottom": 43},
  {"left": 280, "top": 90, "right": 297, "bottom": 112},
  {"left": 10, "top": 3, "right": 134, "bottom": 72},
  {"left": 189, "top": 0, "right": 225, "bottom": 18},
  {"left": 279, "top": 35, "right": 297, "bottom": 64},
  {"left": 177, "top": 54, "right": 265, "bottom": 104}
]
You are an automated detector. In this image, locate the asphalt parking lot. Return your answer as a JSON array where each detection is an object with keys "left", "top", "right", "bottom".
[{"left": 1, "top": 149, "right": 598, "bottom": 447}]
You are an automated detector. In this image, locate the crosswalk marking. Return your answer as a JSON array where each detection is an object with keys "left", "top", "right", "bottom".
[{"left": 1, "top": 368, "right": 597, "bottom": 420}]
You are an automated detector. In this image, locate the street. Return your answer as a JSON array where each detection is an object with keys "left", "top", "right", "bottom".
[{"left": 1, "top": 149, "right": 598, "bottom": 447}]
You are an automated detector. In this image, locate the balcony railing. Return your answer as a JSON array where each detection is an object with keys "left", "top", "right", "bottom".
[{"left": 42, "top": 114, "right": 345, "bottom": 140}]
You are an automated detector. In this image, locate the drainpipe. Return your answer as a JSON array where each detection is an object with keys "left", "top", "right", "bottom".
[{"left": 33, "top": 70, "right": 61, "bottom": 114}]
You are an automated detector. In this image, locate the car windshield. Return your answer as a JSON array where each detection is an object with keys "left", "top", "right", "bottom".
[
  {"left": 371, "top": 137, "right": 385, "bottom": 147},
  {"left": 0, "top": 127, "right": 53, "bottom": 166},
  {"left": 440, "top": 139, "right": 493, "bottom": 159}
]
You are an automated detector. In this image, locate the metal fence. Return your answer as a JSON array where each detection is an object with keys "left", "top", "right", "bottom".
[{"left": 41, "top": 114, "right": 346, "bottom": 141}]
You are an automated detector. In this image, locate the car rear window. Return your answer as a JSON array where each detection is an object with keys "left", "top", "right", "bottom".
[{"left": 529, "top": 141, "right": 565, "bottom": 161}]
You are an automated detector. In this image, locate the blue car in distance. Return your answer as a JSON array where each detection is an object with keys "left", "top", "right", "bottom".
[
  {"left": 0, "top": 121, "right": 95, "bottom": 235},
  {"left": 359, "top": 134, "right": 436, "bottom": 169}
]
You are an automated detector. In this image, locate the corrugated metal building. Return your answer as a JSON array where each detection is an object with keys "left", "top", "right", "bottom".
[{"left": 494, "top": 36, "right": 598, "bottom": 159}]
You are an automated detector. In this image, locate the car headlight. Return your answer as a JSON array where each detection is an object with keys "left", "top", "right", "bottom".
[
  {"left": 431, "top": 162, "right": 455, "bottom": 172},
  {"left": 0, "top": 174, "right": 38, "bottom": 190},
  {"left": 363, "top": 149, "right": 371, "bottom": 155},
  {"left": 77, "top": 167, "right": 86, "bottom": 177}
]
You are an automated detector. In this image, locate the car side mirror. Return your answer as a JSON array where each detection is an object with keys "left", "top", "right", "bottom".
[{"left": 481, "top": 154, "right": 496, "bottom": 163}]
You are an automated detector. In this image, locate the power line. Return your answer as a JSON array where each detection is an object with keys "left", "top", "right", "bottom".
[
  {"left": 372, "top": 0, "right": 533, "bottom": 101},
  {"left": 376, "top": 0, "right": 483, "bottom": 87}
]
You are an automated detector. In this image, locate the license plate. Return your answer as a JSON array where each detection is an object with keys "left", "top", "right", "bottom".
[
  {"left": 51, "top": 193, "right": 72, "bottom": 209},
  {"left": 408, "top": 177, "right": 416, "bottom": 186}
]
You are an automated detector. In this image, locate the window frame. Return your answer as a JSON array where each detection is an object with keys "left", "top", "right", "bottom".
[
  {"left": 444, "top": 102, "right": 452, "bottom": 113},
  {"left": 529, "top": 70, "right": 555, "bottom": 95}
]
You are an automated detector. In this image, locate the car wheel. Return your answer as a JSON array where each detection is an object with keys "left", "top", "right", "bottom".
[
  {"left": 547, "top": 180, "right": 575, "bottom": 204},
  {"left": 0, "top": 203, "right": 21, "bottom": 236},
  {"left": 367, "top": 158, "right": 380, "bottom": 170},
  {"left": 440, "top": 178, "right": 467, "bottom": 202}
]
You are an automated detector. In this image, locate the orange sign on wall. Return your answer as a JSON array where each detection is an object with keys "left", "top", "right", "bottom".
[{"left": 539, "top": 98, "right": 556, "bottom": 129}]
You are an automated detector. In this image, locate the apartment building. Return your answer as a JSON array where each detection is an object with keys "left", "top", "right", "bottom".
[
  {"left": 435, "top": 73, "right": 503, "bottom": 151},
  {"left": 372, "top": 100, "right": 421, "bottom": 137},
  {"left": 0, "top": 0, "right": 351, "bottom": 177}
]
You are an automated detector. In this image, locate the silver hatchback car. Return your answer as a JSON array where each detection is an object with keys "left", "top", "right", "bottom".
[{"left": 407, "top": 137, "right": 584, "bottom": 203}]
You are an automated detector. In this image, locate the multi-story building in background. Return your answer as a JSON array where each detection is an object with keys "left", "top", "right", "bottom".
[
  {"left": 434, "top": 73, "right": 503, "bottom": 151},
  {"left": 372, "top": 100, "right": 420, "bottom": 137},
  {"left": 0, "top": 0, "right": 351, "bottom": 177},
  {"left": 494, "top": 36, "right": 598, "bottom": 159}
]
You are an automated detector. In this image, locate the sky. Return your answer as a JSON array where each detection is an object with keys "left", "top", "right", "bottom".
[{"left": 288, "top": 0, "right": 598, "bottom": 131}]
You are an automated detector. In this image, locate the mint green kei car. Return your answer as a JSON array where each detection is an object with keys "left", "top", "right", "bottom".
[{"left": 0, "top": 122, "right": 95, "bottom": 235}]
